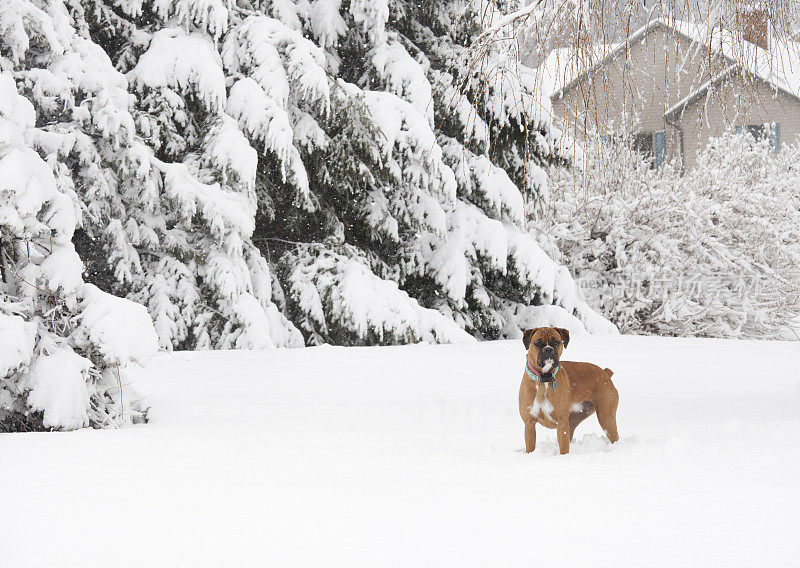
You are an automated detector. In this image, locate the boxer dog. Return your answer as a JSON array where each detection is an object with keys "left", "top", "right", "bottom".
[{"left": 518, "top": 327, "right": 619, "bottom": 454}]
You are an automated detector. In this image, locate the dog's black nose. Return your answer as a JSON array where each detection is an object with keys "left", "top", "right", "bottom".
[{"left": 542, "top": 345, "right": 554, "bottom": 353}]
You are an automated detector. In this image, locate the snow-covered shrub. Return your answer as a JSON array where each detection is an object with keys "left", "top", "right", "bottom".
[
  {"left": 683, "top": 134, "right": 800, "bottom": 337},
  {"left": 0, "top": 73, "right": 158, "bottom": 431},
  {"left": 542, "top": 133, "right": 800, "bottom": 338}
]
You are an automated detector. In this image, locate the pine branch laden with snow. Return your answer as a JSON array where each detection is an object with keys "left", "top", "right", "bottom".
[
  {"left": 0, "top": 73, "right": 158, "bottom": 431},
  {"left": 542, "top": 134, "right": 800, "bottom": 339},
  {"left": 415, "top": 197, "right": 617, "bottom": 338},
  {"left": 279, "top": 244, "right": 474, "bottom": 345},
  {"left": 415, "top": 1, "right": 570, "bottom": 205},
  {"left": 221, "top": 12, "right": 330, "bottom": 208}
]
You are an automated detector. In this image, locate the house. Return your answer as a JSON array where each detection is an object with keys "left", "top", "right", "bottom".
[{"left": 548, "top": 15, "right": 800, "bottom": 171}]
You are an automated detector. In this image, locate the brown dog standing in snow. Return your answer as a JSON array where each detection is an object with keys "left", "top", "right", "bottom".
[{"left": 518, "top": 327, "right": 619, "bottom": 454}]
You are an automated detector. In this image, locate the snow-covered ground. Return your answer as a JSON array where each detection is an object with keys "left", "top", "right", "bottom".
[{"left": 4, "top": 335, "right": 799, "bottom": 567}]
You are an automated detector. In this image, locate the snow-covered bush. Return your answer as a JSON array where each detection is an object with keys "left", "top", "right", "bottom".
[
  {"left": 0, "top": 73, "right": 158, "bottom": 431},
  {"left": 542, "top": 133, "right": 800, "bottom": 338}
]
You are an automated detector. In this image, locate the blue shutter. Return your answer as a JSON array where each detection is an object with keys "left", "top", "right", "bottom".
[
  {"left": 771, "top": 122, "right": 781, "bottom": 152},
  {"left": 654, "top": 130, "right": 666, "bottom": 167},
  {"left": 734, "top": 125, "right": 743, "bottom": 134}
]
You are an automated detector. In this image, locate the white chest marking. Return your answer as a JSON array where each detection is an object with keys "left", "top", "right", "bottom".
[{"left": 529, "top": 383, "right": 554, "bottom": 420}]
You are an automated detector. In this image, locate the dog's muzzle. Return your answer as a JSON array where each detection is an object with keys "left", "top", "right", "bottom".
[{"left": 538, "top": 346, "right": 558, "bottom": 371}]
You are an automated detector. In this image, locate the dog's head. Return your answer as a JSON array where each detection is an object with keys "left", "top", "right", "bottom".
[{"left": 522, "top": 327, "right": 570, "bottom": 372}]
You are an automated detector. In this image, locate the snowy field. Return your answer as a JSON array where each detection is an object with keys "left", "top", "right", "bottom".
[{"left": 4, "top": 334, "right": 799, "bottom": 567}]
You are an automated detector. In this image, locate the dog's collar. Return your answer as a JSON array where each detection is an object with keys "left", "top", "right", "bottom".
[{"left": 526, "top": 360, "right": 559, "bottom": 388}]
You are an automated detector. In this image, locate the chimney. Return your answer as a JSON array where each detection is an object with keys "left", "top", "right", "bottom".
[{"left": 742, "top": 7, "right": 769, "bottom": 49}]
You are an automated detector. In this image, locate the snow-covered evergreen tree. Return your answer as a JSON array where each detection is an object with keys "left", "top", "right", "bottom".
[
  {"left": 16, "top": 0, "right": 612, "bottom": 348},
  {"left": 20, "top": 0, "right": 305, "bottom": 350},
  {"left": 294, "top": 0, "right": 613, "bottom": 340},
  {"left": 0, "top": 72, "right": 158, "bottom": 431}
]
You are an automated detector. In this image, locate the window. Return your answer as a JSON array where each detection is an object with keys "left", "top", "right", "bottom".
[
  {"left": 734, "top": 122, "right": 781, "bottom": 152},
  {"left": 632, "top": 130, "right": 666, "bottom": 168},
  {"left": 746, "top": 124, "right": 767, "bottom": 140},
  {"left": 632, "top": 132, "right": 653, "bottom": 156}
]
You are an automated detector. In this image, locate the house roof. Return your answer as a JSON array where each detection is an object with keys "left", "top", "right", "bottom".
[
  {"left": 549, "top": 19, "right": 691, "bottom": 101},
  {"left": 548, "top": 17, "right": 800, "bottom": 114},
  {"left": 663, "top": 65, "right": 739, "bottom": 119}
]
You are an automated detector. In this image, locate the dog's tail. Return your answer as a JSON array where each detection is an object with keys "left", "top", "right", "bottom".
[{"left": 604, "top": 367, "right": 614, "bottom": 377}]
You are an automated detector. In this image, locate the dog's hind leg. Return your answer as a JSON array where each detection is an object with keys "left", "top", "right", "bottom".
[
  {"left": 594, "top": 383, "right": 620, "bottom": 443},
  {"left": 569, "top": 402, "right": 595, "bottom": 441}
]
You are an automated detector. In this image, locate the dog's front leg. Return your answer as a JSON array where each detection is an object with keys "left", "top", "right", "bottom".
[
  {"left": 557, "top": 419, "right": 570, "bottom": 455},
  {"left": 524, "top": 421, "right": 537, "bottom": 453}
]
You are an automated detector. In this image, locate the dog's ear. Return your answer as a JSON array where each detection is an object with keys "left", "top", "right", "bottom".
[
  {"left": 522, "top": 328, "right": 538, "bottom": 350},
  {"left": 555, "top": 328, "right": 570, "bottom": 349}
]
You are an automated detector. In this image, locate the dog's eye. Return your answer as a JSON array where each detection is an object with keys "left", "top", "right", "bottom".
[
  {"left": 534, "top": 340, "right": 543, "bottom": 347},
  {"left": 552, "top": 340, "right": 560, "bottom": 346}
]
